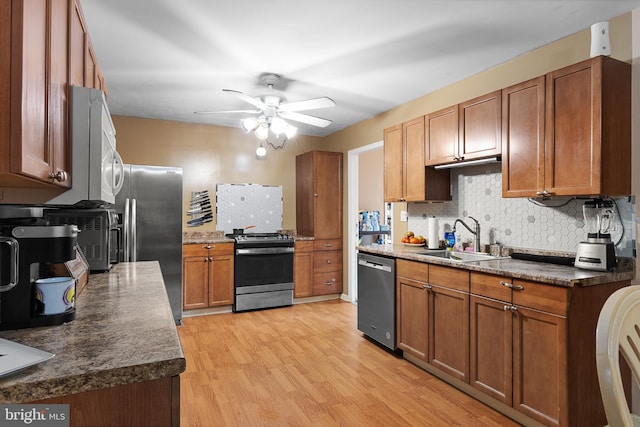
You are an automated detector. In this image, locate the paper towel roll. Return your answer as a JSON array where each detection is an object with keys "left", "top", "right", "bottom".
[{"left": 428, "top": 217, "right": 439, "bottom": 249}]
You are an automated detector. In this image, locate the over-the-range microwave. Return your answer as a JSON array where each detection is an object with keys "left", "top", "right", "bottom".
[{"left": 46, "top": 86, "right": 124, "bottom": 207}]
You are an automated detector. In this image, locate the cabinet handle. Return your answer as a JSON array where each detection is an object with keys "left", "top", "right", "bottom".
[
  {"left": 323, "top": 243, "right": 333, "bottom": 247},
  {"left": 324, "top": 278, "right": 336, "bottom": 286},
  {"left": 203, "top": 245, "right": 212, "bottom": 249},
  {"left": 504, "top": 305, "right": 518, "bottom": 312},
  {"left": 499, "top": 280, "right": 524, "bottom": 291},
  {"left": 503, "top": 305, "right": 511, "bottom": 311},
  {"left": 208, "top": 256, "right": 213, "bottom": 262},
  {"left": 422, "top": 284, "right": 432, "bottom": 290},
  {"left": 48, "top": 170, "right": 68, "bottom": 182},
  {"left": 536, "top": 190, "right": 553, "bottom": 197},
  {"left": 510, "top": 306, "right": 518, "bottom": 312}
]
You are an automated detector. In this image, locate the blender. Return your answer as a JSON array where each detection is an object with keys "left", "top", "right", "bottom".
[{"left": 574, "top": 198, "right": 617, "bottom": 271}]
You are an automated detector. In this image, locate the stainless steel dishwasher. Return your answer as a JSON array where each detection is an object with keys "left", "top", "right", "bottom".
[{"left": 357, "top": 252, "right": 396, "bottom": 350}]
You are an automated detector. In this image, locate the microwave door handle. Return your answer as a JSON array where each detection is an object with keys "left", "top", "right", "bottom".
[
  {"left": 0, "top": 237, "right": 19, "bottom": 292},
  {"left": 124, "top": 198, "right": 130, "bottom": 262},
  {"left": 113, "top": 151, "right": 125, "bottom": 196},
  {"left": 132, "top": 198, "right": 137, "bottom": 262}
]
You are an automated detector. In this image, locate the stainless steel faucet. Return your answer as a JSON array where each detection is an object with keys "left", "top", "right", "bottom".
[{"left": 452, "top": 216, "right": 481, "bottom": 252}]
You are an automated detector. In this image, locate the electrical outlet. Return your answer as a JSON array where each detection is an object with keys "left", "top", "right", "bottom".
[{"left": 400, "top": 210, "right": 408, "bottom": 222}]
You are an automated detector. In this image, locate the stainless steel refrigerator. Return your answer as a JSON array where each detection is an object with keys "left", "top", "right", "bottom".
[{"left": 115, "top": 164, "right": 183, "bottom": 324}]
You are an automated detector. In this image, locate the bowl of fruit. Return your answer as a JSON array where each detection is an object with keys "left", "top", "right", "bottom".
[{"left": 400, "top": 231, "right": 426, "bottom": 247}]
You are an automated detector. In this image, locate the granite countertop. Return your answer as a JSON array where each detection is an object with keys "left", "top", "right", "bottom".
[
  {"left": 0, "top": 261, "right": 186, "bottom": 403},
  {"left": 358, "top": 244, "right": 635, "bottom": 287}
]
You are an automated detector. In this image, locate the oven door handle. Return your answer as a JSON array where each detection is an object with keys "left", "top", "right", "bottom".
[{"left": 236, "top": 247, "right": 295, "bottom": 255}]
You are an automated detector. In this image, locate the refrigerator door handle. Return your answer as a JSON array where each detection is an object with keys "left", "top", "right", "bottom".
[
  {"left": 132, "top": 198, "right": 137, "bottom": 262},
  {"left": 124, "top": 198, "right": 130, "bottom": 262}
]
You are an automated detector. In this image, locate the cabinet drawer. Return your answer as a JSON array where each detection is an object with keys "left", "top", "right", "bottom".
[
  {"left": 512, "top": 280, "right": 569, "bottom": 316},
  {"left": 313, "top": 271, "right": 342, "bottom": 295},
  {"left": 396, "top": 259, "right": 428, "bottom": 281},
  {"left": 313, "top": 239, "right": 342, "bottom": 251},
  {"left": 182, "top": 243, "right": 233, "bottom": 257},
  {"left": 429, "top": 265, "right": 469, "bottom": 292},
  {"left": 313, "top": 250, "right": 342, "bottom": 273},
  {"left": 470, "top": 272, "right": 512, "bottom": 302},
  {"left": 295, "top": 240, "right": 314, "bottom": 252},
  {"left": 182, "top": 244, "right": 210, "bottom": 257}
]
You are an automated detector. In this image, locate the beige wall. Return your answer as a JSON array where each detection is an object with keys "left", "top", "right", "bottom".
[
  {"left": 113, "top": 116, "right": 324, "bottom": 232},
  {"left": 113, "top": 12, "right": 635, "bottom": 296},
  {"left": 358, "top": 148, "right": 384, "bottom": 214}
]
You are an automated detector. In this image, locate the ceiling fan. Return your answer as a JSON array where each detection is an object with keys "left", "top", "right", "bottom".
[{"left": 194, "top": 73, "right": 336, "bottom": 145}]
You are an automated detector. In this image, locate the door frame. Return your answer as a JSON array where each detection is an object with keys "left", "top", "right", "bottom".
[{"left": 347, "top": 140, "right": 383, "bottom": 303}]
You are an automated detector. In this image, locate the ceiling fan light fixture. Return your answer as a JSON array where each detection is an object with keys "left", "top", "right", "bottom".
[
  {"left": 270, "top": 117, "right": 287, "bottom": 135},
  {"left": 241, "top": 117, "right": 259, "bottom": 133},
  {"left": 256, "top": 143, "right": 267, "bottom": 160},
  {"left": 255, "top": 123, "right": 269, "bottom": 140},
  {"left": 285, "top": 124, "right": 297, "bottom": 139}
]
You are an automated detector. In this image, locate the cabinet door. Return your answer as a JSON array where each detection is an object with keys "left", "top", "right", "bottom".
[
  {"left": 182, "top": 256, "right": 209, "bottom": 309},
  {"left": 313, "top": 152, "right": 342, "bottom": 239},
  {"left": 11, "top": 0, "right": 51, "bottom": 182},
  {"left": 383, "top": 124, "right": 403, "bottom": 202},
  {"left": 429, "top": 284, "right": 469, "bottom": 382},
  {"left": 403, "top": 116, "right": 425, "bottom": 202},
  {"left": 48, "top": 0, "right": 70, "bottom": 188},
  {"left": 513, "top": 306, "right": 567, "bottom": 427},
  {"left": 293, "top": 247, "right": 313, "bottom": 298},
  {"left": 426, "top": 105, "right": 458, "bottom": 166},
  {"left": 501, "top": 77, "right": 545, "bottom": 198},
  {"left": 544, "top": 60, "right": 599, "bottom": 196},
  {"left": 69, "top": 0, "right": 88, "bottom": 87},
  {"left": 470, "top": 295, "right": 512, "bottom": 405},
  {"left": 209, "top": 254, "right": 234, "bottom": 306},
  {"left": 459, "top": 91, "right": 501, "bottom": 161},
  {"left": 397, "top": 277, "right": 428, "bottom": 360}
]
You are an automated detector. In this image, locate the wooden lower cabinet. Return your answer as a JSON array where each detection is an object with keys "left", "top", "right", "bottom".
[
  {"left": 294, "top": 241, "right": 314, "bottom": 298},
  {"left": 429, "top": 265, "right": 469, "bottom": 383},
  {"left": 396, "top": 261, "right": 630, "bottom": 427},
  {"left": 396, "top": 260, "right": 428, "bottom": 360},
  {"left": 396, "top": 261, "right": 469, "bottom": 382},
  {"left": 35, "top": 376, "right": 179, "bottom": 427},
  {"left": 182, "top": 243, "right": 234, "bottom": 309},
  {"left": 312, "top": 239, "right": 342, "bottom": 296}
]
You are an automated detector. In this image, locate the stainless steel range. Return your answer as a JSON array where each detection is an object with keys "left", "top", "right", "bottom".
[{"left": 228, "top": 232, "right": 295, "bottom": 312}]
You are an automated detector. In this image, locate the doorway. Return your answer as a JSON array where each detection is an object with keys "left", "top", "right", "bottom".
[{"left": 347, "top": 140, "right": 383, "bottom": 303}]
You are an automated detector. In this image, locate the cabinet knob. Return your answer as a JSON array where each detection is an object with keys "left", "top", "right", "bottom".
[
  {"left": 48, "top": 170, "right": 68, "bottom": 182},
  {"left": 503, "top": 305, "right": 511, "bottom": 311},
  {"left": 422, "top": 284, "right": 432, "bottom": 290},
  {"left": 326, "top": 259, "right": 332, "bottom": 264},
  {"left": 314, "top": 193, "right": 319, "bottom": 198}
]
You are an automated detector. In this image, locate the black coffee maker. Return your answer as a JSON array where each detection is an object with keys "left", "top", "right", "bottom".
[{"left": 0, "top": 206, "right": 78, "bottom": 330}]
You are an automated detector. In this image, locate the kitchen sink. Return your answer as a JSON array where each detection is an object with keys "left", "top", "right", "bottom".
[{"left": 415, "top": 250, "right": 507, "bottom": 262}]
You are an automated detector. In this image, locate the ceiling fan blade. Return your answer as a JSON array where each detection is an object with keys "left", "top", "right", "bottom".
[
  {"left": 223, "top": 89, "right": 266, "bottom": 109},
  {"left": 194, "top": 109, "right": 261, "bottom": 115},
  {"left": 278, "top": 97, "right": 335, "bottom": 112},
  {"left": 279, "top": 111, "right": 332, "bottom": 128}
]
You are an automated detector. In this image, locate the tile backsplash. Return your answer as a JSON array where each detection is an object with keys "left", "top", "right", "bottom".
[{"left": 408, "top": 163, "right": 635, "bottom": 257}]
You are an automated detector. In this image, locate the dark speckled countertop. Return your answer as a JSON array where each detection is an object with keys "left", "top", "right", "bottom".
[
  {"left": 0, "top": 261, "right": 185, "bottom": 403},
  {"left": 358, "top": 244, "right": 635, "bottom": 287}
]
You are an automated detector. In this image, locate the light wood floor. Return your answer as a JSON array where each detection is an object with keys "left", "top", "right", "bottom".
[{"left": 177, "top": 299, "right": 520, "bottom": 426}]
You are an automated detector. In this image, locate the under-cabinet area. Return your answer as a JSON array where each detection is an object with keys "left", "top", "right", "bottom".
[{"left": 359, "top": 245, "right": 634, "bottom": 427}]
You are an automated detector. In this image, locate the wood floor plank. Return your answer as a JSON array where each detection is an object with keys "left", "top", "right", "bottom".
[{"left": 178, "top": 299, "right": 519, "bottom": 426}]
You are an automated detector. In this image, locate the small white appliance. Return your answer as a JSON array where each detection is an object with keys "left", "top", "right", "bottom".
[{"left": 575, "top": 199, "right": 617, "bottom": 271}]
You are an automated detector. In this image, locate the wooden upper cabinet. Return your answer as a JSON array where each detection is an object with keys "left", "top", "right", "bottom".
[
  {"left": 501, "top": 77, "right": 545, "bottom": 198},
  {"left": 384, "top": 117, "right": 450, "bottom": 202},
  {"left": 383, "top": 124, "right": 403, "bottom": 202},
  {"left": 503, "top": 56, "right": 631, "bottom": 198},
  {"left": 0, "top": 0, "right": 71, "bottom": 188},
  {"left": 295, "top": 151, "right": 343, "bottom": 240},
  {"left": 403, "top": 116, "right": 426, "bottom": 202},
  {"left": 69, "top": 0, "right": 88, "bottom": 87},
  {"left": 459, "top": 90, "right": 502, "bottom": 161},
  {"left": 425, "top": 105, "right": 458, "bottom": 166},
  {"left": 544, "top": 56, "right": 630, "bottom": 197}
]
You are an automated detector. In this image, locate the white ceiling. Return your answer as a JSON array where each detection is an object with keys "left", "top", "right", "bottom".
[{"left": 81, "top": 0, "right": 640, "bottom": 137}]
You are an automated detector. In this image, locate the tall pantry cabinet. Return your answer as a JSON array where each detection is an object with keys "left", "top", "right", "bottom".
[{"left": 296, "top": 151, "right": 343, "bottom": 296}]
